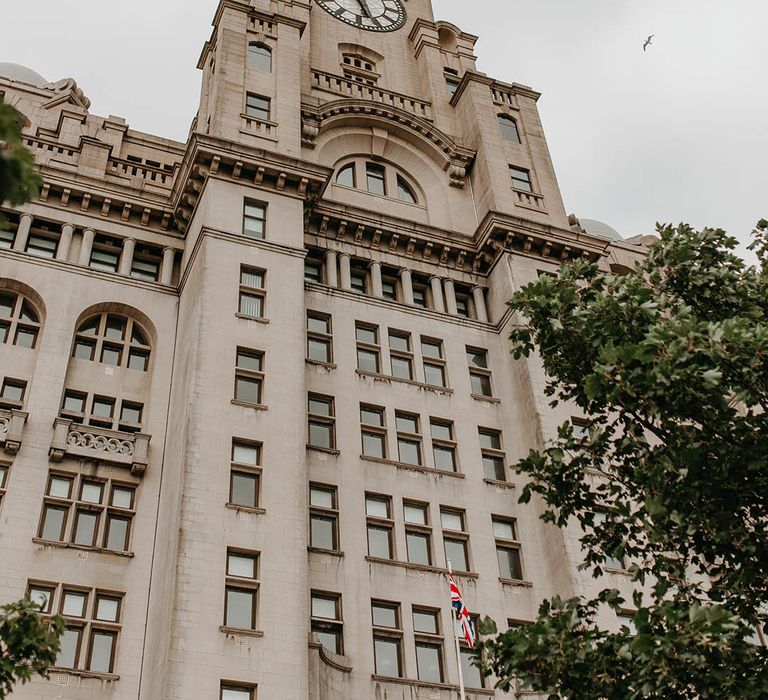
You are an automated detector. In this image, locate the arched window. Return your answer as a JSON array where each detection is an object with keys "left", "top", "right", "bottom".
[
  {"left": 336, "top": 163, "right": 356, "bottom": 188},
  {"left": 0, "top": 291, "right": 40, "bottom": 348},
  {"left": 248, "top": 43, "right": 272, "bottom": 72},
  {"left": 72, "top": 314, "right": 151, "bottom": 371},
  {"left": 396, "top": 176, "right": 417, "bottom": 204},
  {"left": 498, "top": 114, "right": 521, "bottom": 144}
]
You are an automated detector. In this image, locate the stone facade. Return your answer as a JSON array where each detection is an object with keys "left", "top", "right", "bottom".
[{"left": 0, "top": 1, "right": 646, "bottom": 698}]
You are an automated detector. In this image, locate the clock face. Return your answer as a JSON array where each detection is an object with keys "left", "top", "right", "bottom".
[{"left": 314, "top": 0, "right": 407, "bottom": 32}]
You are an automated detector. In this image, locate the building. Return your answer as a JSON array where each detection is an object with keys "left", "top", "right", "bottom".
[{"left": 0, "top": 1, "right": 647, "bottom": 698}]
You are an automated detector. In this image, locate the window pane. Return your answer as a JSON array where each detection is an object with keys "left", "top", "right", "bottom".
[
  {"left": 367, "top": 526, "right": 392, "bottom": 558},
  {"left": 235, "top": 376, "right": 261, "bottom": 404},
  {"left": 395, "top": 414, "right": 418, "bottom": 433},
  {"left": 237, "top": 352, "right": 262, "bottom": 371},
  {"left": 356, "top": 326, "right": 377, "bottom": 344},
  {"left": 424, "top": 363, "right": 446, "bottom": 387},
  {"left": 1, "top": 382, "right": 24, "bottom": 402},
  {"left": 92, "top": 398, "right": 114, "bottom": 418},
  {"left": 372, "top": 604, "right": 397, "bottom": 628},
  {"left": 430, "top": 422, "right": 452, "bottom": 441},
  {"left": 307, "top": 338, "right": 330, "bottom": 364},
  {"left": 81, "top": 482, "right": 103, "bottom": 503},
  {"left": 96, "top": 597, "right": 120, "bottom": 622},
  {"left": 311, "top": 596, "right": 338, "bottom": 619},
  {"left": 131, "top": 259, "right": 159, "bottom": 281},
  {"left": 310, "top": 487, "right": 334, "bottom": 508},
  {"left": 73, "top": 340, "right": 95, "bottom": 360},
  {"left": 314, "top": 629, "right": 340, "bottom": 654},
  {"left": 336, "top": 163, "right": 355, "bottom": 187},
  {"left": 493, "top": 520, "right": 516, "bottom": 539},
  {"left": 56, "top": 628, "right": 81, "bottom": 668},
  {"left": 127, "top": 350, "right": 149, "bottom": 371},
  {"left": 241, "top": 269, "right": 264, "bottom": 288},
  {"left": 470, "top": 372, "right": 492, "bottom": 396},
  {"left": 226, "top": 589, "right": 255, "bottom": 628},
  {"left": 105, "top": 516, "right": 130, "bottom": 551},
  {"left": 308, "top": 397, "right": 332, "bottom": 416},
  {"left": 388, "top": 333, "right": 410, "bottom": 351},
  {"left": 307, "top": 315, "right": 329, "bottom": 333},
  {"left": 433, "top": 446, "right": 456, "bottom": 471},
  {"left": 412, "top": 287, "right": 427, "bottom": 308},
  {"left": 498, "top": 115, "right": 521, "bottom": 143},
  {"left": 382, "top": 280, "right": 397, "bottom": 300},
  {"left": 362, "top": 432, "right": 385, "bottom": 458},
  {"left": 89, "top": 631, "right": 115, "bottom": 673},
  {"left": 374, "top": 637, "right": 401, "bottom": 676},
  {"left": 305, "top": 262, "right": 321, "bottom": 282},
  {"left": 406, "top": 532, "right": 430, "bottom": 565},
  {"left": 441, "top": 511, "right": 463, "bottom": 531},
  {"left": 397, "top": 439, "right": 420, "bottom": 465},
  {"left": 445, "top": 539, "right": 468, "bottom": 571},
  {"left": 73, "top": 511, "right": 98, "bottom": 546},
  {"left": 497, "top": 547, "right": 523, "bottom": 580},
  {"left": 416, "top": 643, "right": 442, "bottom": 682},
  {"left": 310, "top": 516, "right": 336, "bottom": 550},
  {"left": 111, "top": 486, "right": 133, "bottom": 509},
  {"left": 467, "top": 350, "right": 487, "bottom": 368},
  {"left": 120, "top": 404, "right": 142, "bottom": 425},
  {"left": 90, "top": 249, "right": 119, "bottom": 271},
  {"left": 366, "top": 163, "right": 386, "bottom": 195},
  {"left": 62, "top": 592, "right": 87, "bottom": 617},
  {"left": 360, "top": 407, "right": 383, "bottom": 426},
  {"left": 413, "top": 610, "right": 438, "bottom": 634},
  {"left": 100, "top": 345, "right": 121, "bottom": 366},
  {"left": 365, "top": 498, "right": 388, "bottom": 518},
  {"left": 248, "top": 43, "right": 272, "bottom": 71},
  {"left": 14, "top": 327, "right": 37, "bottom": 348},
  {"left": 49, "top": 476, "right": 72, "bottom": 498},
  {"left": 350, "top": 272, "right": 366, "bottom": 293},
  {"left": 231, "top": 472, "right": 258, "bottom": 507},
  {"left": 233, "top": 442, "right": 260, "bottom": 465},
  {"left": 397, "top": 176, "right": 417, "bottom": 204},
  {"left": 29, "top": 587, "right": 52, "bottom": 612},
  {"left": 239, "top": 293, "right": 263, "bottom": 317},
  {"left": 461, "top": 647, "right": 484, "bottom": 688},
  {"left": 479, "top": 431, "right": 501, "bottom": 450},
  {"left": 228, "top": 553, "right": 256, "bottom": 578},
  {"left": 63, "top": 393, "right": 86, "bottom": 414},
  {"left": 222, "top": 688, "right": 252, "bottom": 700},
  {"left": 404, "top": 504, "right": 427, "bottom": 525},
  {"left": 308, "top": 421, "right": 332, "bottom": 449},
  {"left": 41, "top": 506, "right": 66, "bottom": 541},
  {"left": 483, "top": 455, "right": 505, "bottom": 480},
  {"left": 357, "top": 349, "right": 379, "bottom": 373},
  {"left": 390, "top": 356, "right": 412, "bottom": 380}
]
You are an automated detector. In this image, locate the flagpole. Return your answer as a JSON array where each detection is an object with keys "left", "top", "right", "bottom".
[{"left": 448, "top": 562, "right": 467, "bottom": 700}]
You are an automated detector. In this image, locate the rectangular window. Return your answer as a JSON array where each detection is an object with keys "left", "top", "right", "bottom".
[
  {"left": 421, "top": 338, "right": 447, "bottom": 387},
  {"left": 366, "top": 494, "right": 394, "bottom": 560},
  {"left": 388, "top": 331, "right": 413, "bottom": 380},
  {"left": 38, "top": 473, "right": 135, "bottom": 553},
  {"left": 455, "top": 286, "right": 472, "bottom": 318},
  {"left": 350, "top": 265, "right": 367, "bottom": 294},
  {"left": 304, "top": 253, "right": 323, "bottom": 283},
  {"left": 224, "top": 549, "right": 260, "bottom": 630},
  {"left": 441, "top": 508, "right": 470, "bottom": 572},
  {"left": 229, "top": 440, "right": 261, "bottom": 510},
  {"left": 356, "top": 323, "right": 380, "bottom": 374},
  {"left": 234, "top": 349, "right": 264, "bottom": 405},
  {"left": 430, "top": 419, "right": 457, "bottom": 472},
  {"left": 412, "top": 280, "right": 429, "bottom": 309},
  {"left": 130, "top": 246, "right": 161, "bottom": 282},
  {"left": 593, "top": 511, "right": 625, "bottom": 569},
  {"left": 311, "top": 591, "right": 343, "bottom": 654},
  {"left": 381, "top": 272, "right": 398, "bottom": 301},
  {"left": 467, "top": 347, "right": 494, "bottom": 398},
  {"left": 372, "top": 600, "right": 402, "bottom": 677},
  {"left": 404, "top": 501, "right": 431, "bottom": 566},
  {"left": 307, "top": 393, "right": 335, "bottom": 449},
  {"left": 307, "top": 312, "right": 333, "bottom": 364},
  {"left": 243, "top": 201, "right": 266, "bottom": 240},
  {"left": 395, "top": 411, "right": 422, "bottom": 466},
  {"left": 366, "top": 162, "right": 386, "bottom": 196},
  {"left": 245, "top": 93, "right": 270, "bottom": 121},
  {"left": 509, "top": 165, "right": 533, "bottom": 192},
  {"left": 309, "top": 484, "right": 339, "bottom": 551},
  {"left": 221, "top": 684, "right": 257, "bottom": 700},
  {"left": 0, "top": 227, "right": 15, "bottom": 249},
  {"left": 89, "top": 237, "right": 120, "bottom": 272},
  {"left": 479, "top": 428, "right": 506, "bottom": 481},
  {"left": 460, "top": 614, "right": 484, "bottom": 688},
  {"left": 445, "top": 76, "right": 460, "bottom": 97},
  {"left": 413, "top": 607, "right": 444, "bottom": 682},
  {"left": 26, "top": 233, "right": 58, "bottom": 259},
  {"left": 239, "top": 266, "right": 266, "bottom": 318},
  {"left": 360, "top": 404, "right": 387, "bottom": 459},
  {"left": 0, "top": 378, "right": 26, "bottom": 406},
  {"left": 493, "top": 517, "right": 524, "bottom": 581},
  {"left": 571, "top": 417, "right": 590, "bottom": 440}
]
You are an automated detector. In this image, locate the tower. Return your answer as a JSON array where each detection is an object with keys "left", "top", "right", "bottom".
[{"left": 0, "top": 2, "right": 646, "bottom": 699}]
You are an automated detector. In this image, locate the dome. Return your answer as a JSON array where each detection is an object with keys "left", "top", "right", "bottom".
[
  {"left": 579, "top": 218, "right": 623, "bottom": 242},
  {"left": 0, "top": 62, "right": 48, "bottom": 88}
]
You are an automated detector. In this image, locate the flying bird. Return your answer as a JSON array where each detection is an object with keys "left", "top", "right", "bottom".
[{"left": 643, "top": 35, "right": 654, "bottom": 52}]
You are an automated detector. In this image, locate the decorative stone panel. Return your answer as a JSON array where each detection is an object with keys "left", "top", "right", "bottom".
[{"left": 0, "top": 409, "right": 28, "bottom": 455}]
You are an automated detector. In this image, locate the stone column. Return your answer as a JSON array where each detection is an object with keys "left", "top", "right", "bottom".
[
  {"left": 12, "top": 213, "right": 33, "bottom": 252},
  {"left": 118, "top": 238, "right": 136, "bottom": 276},
  {"left": 56, "top": 224, "right": 74, "bottom": 262},
  {"left": 472, "top": 285, "right": 489, "bottom": 323},
  {"left": 443, "top": 278, "right": 458, "bottom": 315},
  {"left": 324, "top": 250, "right": 338, "bottom": 287},
  {"left": 400, "top": 268, "right": 414, "bottom": 305},
  {"left": 370, "top": 260, "right": 383, "bottom": 298},
  {"left": 160, "top": 247, "right": 175, "bottom": 285},
  {"left": 339, "top": 253, "right": 352, "bottom": 290},
  {"left": 78, "top": 228, "right": 95, "bottom": 266},
  {"left": 429, "top": 276, "right": 445, "bottom": 313}
]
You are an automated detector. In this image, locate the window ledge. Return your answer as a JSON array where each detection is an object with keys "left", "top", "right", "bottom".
[
  {"left": 360, "top": 454, "right": 465, "bottom": 479},
  {"left": 50, "top": 667, "right": 120, "bottom": 682},
  {"left": 306, "top": 445, "right": 340, "bottom": 456},
  {"left": 355, "top": 370, "right": 453, "bottom": 395},
  {"left": 483, "top": 478, "right": 515, "bottom": 489},
  {"left": 225, "top": 503, "right": 266, "bottom": 516},
  {"left": 220, "top": 626, "right": 265, "bottom": 638},
  {"left": 371, "top": 675, "right": 493, "bottom": 694},
  {"left": 604, "top": 567, "right": 632, "bottom": 577},
  {"left": 32, "top": 538, "right": 134, "bottom": 558},
  {"left": 0, "top": 398, "right": 23, "bottom": 411},
  {"left": 499, "top": 577, "right": 533, "bottom": 588},
  {"left": 235, "top": 313, "right": 270, "bottom": 324},
  {"left": 308, "top": 547, "right": 344, "bottom": 557},
  {"left": 365, "top": 556, "right": 478, "bottom": 579},
  {"left": 471, "top": 394, "right": 501, "bottom": 404},
  {"left": 230, "top": 400, "right": 268, "bottom": 411},
  {"left": 305, "top": 359, "right": 337, "bottom": 370}
]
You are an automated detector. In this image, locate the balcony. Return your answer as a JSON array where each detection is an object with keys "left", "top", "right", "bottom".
[
  {"left": 0, "top": 409, "right": 28, "bottom": 455},
  {"left": 49, "top": 418, "right": 150, "bottom": 476}
]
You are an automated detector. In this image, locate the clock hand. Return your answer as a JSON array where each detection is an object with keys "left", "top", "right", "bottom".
[{"left": 358, "top": 0, "right": 374, "bottom": 19}]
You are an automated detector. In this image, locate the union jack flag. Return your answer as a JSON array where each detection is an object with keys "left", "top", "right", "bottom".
[{"left": 448, "top": 572, "right": 475, "bottom": 648}]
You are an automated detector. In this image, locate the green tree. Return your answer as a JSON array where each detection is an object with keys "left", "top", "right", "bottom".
[
  {"left": 475, "top": 221, "right": 768, "bottom": 698},
  {"left": 0, "top": 599, "right": 64, "bottom": 698},
  {"left": 0, "top": 103, "right": 41, "bottom": 225}
]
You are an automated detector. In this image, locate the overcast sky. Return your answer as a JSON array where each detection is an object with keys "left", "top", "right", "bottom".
[{"left": 2, "top": 0, "right": 766, "bottom": 257}]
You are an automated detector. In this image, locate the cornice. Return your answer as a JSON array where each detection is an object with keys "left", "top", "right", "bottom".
[{"left": 451, "top": 71, "right": 542, "bottom": 108}]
